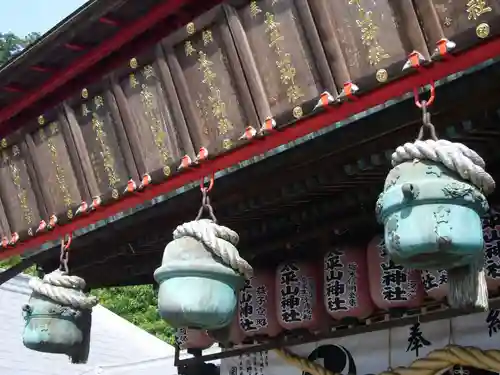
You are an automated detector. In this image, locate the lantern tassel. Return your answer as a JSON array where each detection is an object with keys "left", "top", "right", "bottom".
[{"left": 447, "top": 258, "right": 488, "bottom": 310}]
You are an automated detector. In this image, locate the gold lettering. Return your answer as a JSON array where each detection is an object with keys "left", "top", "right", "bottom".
[
  {"left": 368, "top": 45, "right": 391, "bottom": 66},
  {"left": 197, "top": 49, "right": 233, "bottom": 137},
  {"left": 466, "top": 0, "right": 492, "bottom": 20},
  {"left": 139, "top": 83, "right": 171, "bottom": 167},
  {"left": 185, "top": 41, "right": 196, "bottom": 56},
  {"left": 81, "top": 103, "right": 91, "bottom": 117},
  {"left": 264, "top": 11, "right": 304, "bottom": 104},
  {"left": 91, "top": 113, "right": 121, "bottom": 190},
  {"left": 94, "top": 95, "right": 104, "bottom": 110},
  {"left": 348, "top": 0, "right": 390, "bottom": 66},
  {"left": 129, "top": 73, "right": 139, "bottom": 89},
  {"left": 249, "top": 0, "right": 262, "bottom": 18},
  {"left": 202, "top": 30, "right": 213, "bottom": 46},
  {"left": 46, "top": 125, "right": 73, "bottom": 209},
  {"left": 142, "top": 65, "right": 155, "bottom": 80},
  {"left": 198, "top": 52, "right": 217, "bottom": 87},
  {"left": 6, "top": 149, "right": 33, "bottom": 225}
]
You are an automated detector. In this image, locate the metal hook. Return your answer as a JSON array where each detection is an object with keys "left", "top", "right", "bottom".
[
  {"left": 59, "top": 234, "right": 72, "bottom": 273},
  {"left": 416, "top": 101, "right": 438, "bottom": 141},
  {"left": 195, "top": 186, "right": 217, "bottom": 223}
]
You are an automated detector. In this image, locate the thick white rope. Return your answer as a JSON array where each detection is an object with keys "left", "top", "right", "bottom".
[
  {"left": 391, "top": 139, "right": 495, "bottom": 195},
  {"left": 29, "top": 270, "right": 98, "bottom": 310},
  {"left": 173, "top": 219, "right": 253, "bottom": 278}
]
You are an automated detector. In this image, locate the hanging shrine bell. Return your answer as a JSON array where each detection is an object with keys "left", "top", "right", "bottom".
[
  {"left": 22, "top": 236, "right": 98, "bottom": 363},
  {"left": 154, "top": 178, "right": 253, "bottom": 330},
  {"left": 375, "top": 90, "right": 495, "bottom": 309}
]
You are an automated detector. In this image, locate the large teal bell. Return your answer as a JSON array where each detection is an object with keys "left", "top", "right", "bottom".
[
  {"left": 22, "top": 270, "right": 98, "bottom": 363},
  {"left": 376, "top": 159, "right": 489, "bottom": 270},
  {"left": 154, "top": 219, "right": 252, "bottom": 330}
]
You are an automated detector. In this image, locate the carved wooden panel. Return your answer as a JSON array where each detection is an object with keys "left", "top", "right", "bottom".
[
  {"left": 415, "top": 0, "right": 500, "bottom": 51},
  {"left": 309, "top": 0, "right": 429, "bottom": 91},
  {"left": 64, "top": 84, "right": 139, "bottom": 201},
  {"left": 26, "top": 112, "right": 89, "bottom": 224},
  {"left": 0, "top": 137, "right": 45, "bottom": 238},
  {"left": 162, "top": 6, "right": 260, "bottom": 157},
  {"left": 225, "top": 0, "right": 336, "bottom": 120},
  {"left": 111, "top": 46, "right": 194, "bottom": 179}
]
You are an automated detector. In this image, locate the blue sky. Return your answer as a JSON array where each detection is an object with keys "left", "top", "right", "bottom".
[{"left": 0, "top": 0, "right": 88, "bottom": 37}]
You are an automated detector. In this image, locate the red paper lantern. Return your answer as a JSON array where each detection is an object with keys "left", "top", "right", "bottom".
[
  {"left": 175, "top": 328, "right": 214, "bottom": 349},
  {"left": 367, "top": 236, "right": 425, "bottom": 310},
  {"left": 276, "top": 261, "right": 327, "bottom": 331},
  {"left": 237, "top": 271, "right": 282, "bottom": 338},
  {"left": 227, "top": 315, "right": 246, "bottom": 345},
  {"left": 323, "top": 246, "right": 374, "bottom": 320},
  {"left": 421, "top": 270, "right": 448, "bottom": 301}
]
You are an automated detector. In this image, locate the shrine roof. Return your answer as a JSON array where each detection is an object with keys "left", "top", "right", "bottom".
[{"left": 0, "top": 0, "right": 222, "bottom": 135}]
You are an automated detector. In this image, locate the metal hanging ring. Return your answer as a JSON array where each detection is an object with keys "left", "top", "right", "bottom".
[
  {"left": 416, "top": 101, "right": 438, "bottom": 141},
  {"left": 195, "top": 179, "right": 217, "bottom": 223},
  {"left": 413, "top": 82, "right": 435, "bottom": 108},
  {"left": 59, "top": 234, "right": 72, "bottom": 273},
  {"left": 63, "top": 233, "right": 72, "bottom": 250},
  {"left": 200, "top": 174, "right": 214, "bottom": 193}
]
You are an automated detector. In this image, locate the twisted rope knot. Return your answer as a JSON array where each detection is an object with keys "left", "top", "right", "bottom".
[
  {"left": 173, "top": 219, "right": 253, "bottom": 278},
  {"left": 391, "top": 139, "right": 495, "bottom": 195},
  {"left": 29, "top": 270, "right": 98, "bottom": 310},
  {"left": 276, "top": 345, "right": 500, "bottom": 375}
]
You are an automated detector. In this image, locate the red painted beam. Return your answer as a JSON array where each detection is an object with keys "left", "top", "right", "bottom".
[
  {"left": 0, "top": 36, "right": 499, "bottom": 261},
  {"left": 3, "top": 85, "right": 23, "bottom": 93},
  {"left": 29, "top": 65, "right": 53, "bottom": 73},
  {"left": 0, "top": 0, "right": 223, "bottom": 130},
  {"left": 99, "top": 17, "right": 119, "bottom": 26},
  {"left": 63, "top": 43, "right": 86, "bottom": 51}
]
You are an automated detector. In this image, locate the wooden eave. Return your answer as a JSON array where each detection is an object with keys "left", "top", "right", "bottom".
[
  {"left": 0, "top": 0, "right": 224, "bottom": 133},
  {"left": 30, "top": 58, "right": 500, "bottom": 288}
]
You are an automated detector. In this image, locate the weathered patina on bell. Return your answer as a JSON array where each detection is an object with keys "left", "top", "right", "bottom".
[
  {"left": 154, "top": 219, "right": 253, "bottom": 330},
  {"left": 376, "top": 159, "right": 489, "bottom": 270},
  {"left": 375, "top": 114, "right": 496, "bottom": 309},
  {"left": 22, "top": 270, "right": 98, "bottom": 363}
]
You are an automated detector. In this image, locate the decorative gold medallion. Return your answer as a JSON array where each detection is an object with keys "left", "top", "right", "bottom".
[
  {"left": 222, "top": 139, "right": 233, "bottom": 150},
  {"left": 112, "top": 189, "right": 119, "bottom": 199},
  {"left": 129, "top": 57, "right": 138, "bottom": 69},
  {"left": 81, "top": 88, "right": 89, "bottom": 99},
  {"left": 163, "top": 166, "right": 171, "bottom": 177},
  {"left": 476, "top": 23, "right": 490, "bottom": 39},
  {"left": 67, "top": 209, "right": 73, "bottom": 220},
  {"left": 186, "top": 22, "right": 196, "bottom": 35},
  {"left": 0, "top": 139, "right": 7, "bottom": 149},
  {"left": 292, "top": 106, "right": 303, "bottom": 119},
  {"left": 376, "top": 68, "right": 388, "bottom": 83},
  {"left": 37, "top": 115, "right": 45, "bottom": 125}
]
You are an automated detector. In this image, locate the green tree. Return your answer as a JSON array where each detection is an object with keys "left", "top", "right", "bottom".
[
  {"left": 92, "top": 285, "right": 176, "bottom": 344},
  {"left": 0, "top": 32, "right": 41, "bottom": 65}
]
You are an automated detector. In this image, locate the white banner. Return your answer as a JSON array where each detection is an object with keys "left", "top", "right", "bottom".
[{"left": 221, "top": 311, "right": 500, "bottom": 375}]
